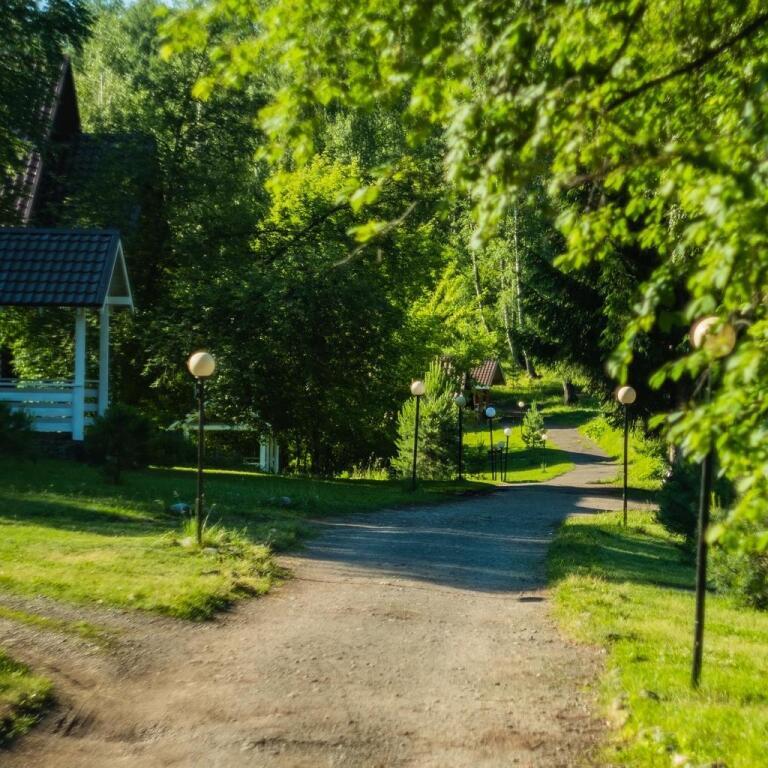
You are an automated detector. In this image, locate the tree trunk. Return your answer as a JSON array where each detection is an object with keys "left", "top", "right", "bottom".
[
  {"left": 470, "top": 248, "right": 490, "bottom": 333},
  {"left": 562, "top": 380, "right": 577, "bottom": 405},
  {"left": 512, "top": 206, "right": 538, "bottom": 378},
  {"left": 498, "top": 243, "right": 518, "bottom": 363}
]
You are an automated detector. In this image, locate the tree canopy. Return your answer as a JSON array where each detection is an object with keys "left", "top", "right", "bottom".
[{"left": 163, "top": 0, "right": 768, "bottom": 547}]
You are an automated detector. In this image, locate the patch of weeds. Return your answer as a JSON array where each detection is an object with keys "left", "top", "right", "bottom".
[{"left": 0, "top": 650, "right": 53, "bottom": 746}]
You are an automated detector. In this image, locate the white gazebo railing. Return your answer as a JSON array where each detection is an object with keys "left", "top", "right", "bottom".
[{"left": 0, "top": 378, "right": 99, "bottom": 438}]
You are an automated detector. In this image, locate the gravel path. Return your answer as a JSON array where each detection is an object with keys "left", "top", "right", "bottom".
[{"left": 1, "top": 427, "right": 624, "bottom": 767}]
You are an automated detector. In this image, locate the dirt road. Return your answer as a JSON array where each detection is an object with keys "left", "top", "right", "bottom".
[{"left": 1, "top": 427, "right": 623, "bottom": 767}]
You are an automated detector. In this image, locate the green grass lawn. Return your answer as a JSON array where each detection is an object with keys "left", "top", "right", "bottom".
[
  {"left": 0, "top": 458, "right": 498, "bottom": 743},
  {"left": 461, "top": 416, "right": 573, "bottom": 482},
  {"left": 0, "top": 458, "right": 493, "bottom": 621},
  {"left": 460, "top": 376, "right": 587, "bottom": 482},
  {"left": 549, "top": 510, "right": 768, "bottom": 767}
]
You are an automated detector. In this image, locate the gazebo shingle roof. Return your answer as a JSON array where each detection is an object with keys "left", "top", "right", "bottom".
[{"left": 0, "top": 228, "right": 123, "bottom": 307}]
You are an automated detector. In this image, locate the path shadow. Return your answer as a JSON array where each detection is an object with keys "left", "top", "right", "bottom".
[{"left": 293, "top": 474, "right": 643, "bottom": 593}]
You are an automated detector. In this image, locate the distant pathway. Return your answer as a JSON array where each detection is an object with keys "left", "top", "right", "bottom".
[{"left": 3, "top": 427, "right": 625, "bottom": 768}]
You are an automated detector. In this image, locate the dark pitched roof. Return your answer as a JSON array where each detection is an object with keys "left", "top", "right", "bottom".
[
  {"left": 470, "top": 359, "right": 505, "bottom": 388},
  {"left": 3, "top": 60, "right": 81, "bottom": 225},
  {"left": 0, "top": 228, "right": 131, "bottom": 308}
]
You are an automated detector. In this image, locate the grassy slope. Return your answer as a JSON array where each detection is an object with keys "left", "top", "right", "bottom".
[{"left": 549, "top": 510, "right": 768, "bottom": 767}]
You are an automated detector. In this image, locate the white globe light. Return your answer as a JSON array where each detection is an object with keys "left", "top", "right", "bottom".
[
  {"left": 485, "top": 406, "right": 496, "bottom": 418},
  {"left": 410, "top": 380, "right": 425, "bottom": 396},
  {"left": 517, "top": 400, "right": 525, "bottom": 409},
  {"left": 616, "top": 385, "right": 637, "bottom": 405},
  {"left": 541, "top": 432, "right": 548, "bottom": 441},
  {"left": 453, "top": 393, "right": 466, "bottom": 407},
  {"left": 187, "top": 350, "right": 216, "bottom": 378},
  {"left": 503, "top": 427, "right": 512, "bottom": 437},
  {"left": 690, "top": 316, "right": 736, "bottom": 358}
]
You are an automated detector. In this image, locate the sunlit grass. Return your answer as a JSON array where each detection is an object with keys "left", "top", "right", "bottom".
[{"left": 549, "top": 510, "right": 768, "bottom": 767}]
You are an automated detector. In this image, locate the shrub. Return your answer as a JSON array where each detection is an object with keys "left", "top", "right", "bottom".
[
  {"left": 657, "top": 458, "right": 733, "bottom": 541},
  {"left": 0, "top": 403, "right": 34, "bottom": 457},
  {"left": 148, "top": 429, "right": 195, "bottom": 467},
  {"left": 711, "top": 542, "right": 768, "bottom": 611},
  {"left": 392, "top": 358, "right": 458, "bottom": 481},
  {"left": 84, "top": 404, "right": 154, "bottom": 482},
  {"left": 521, "top": 402, "right": 545, "bottom": 449}
]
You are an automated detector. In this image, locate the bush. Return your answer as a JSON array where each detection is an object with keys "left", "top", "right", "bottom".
[
  {"left": 0, "top": 403, "right": 34, "bottom": 457},
  {"left": 148, "top": 429, "right": 196, "bottom": 467},
  {"left": 521, "top": 402, "right": 545, "bottom": 449},
  {"left": 711, "top": 542, "right": 768, "bottom": 610},
  {"left": 85, "top": 404, "right": 154, "bottom": 482},
  {"left": 657, "top": 458, "right": 733, "bottom": 541},
  {"left": 392, "top": 358, "right": 458, "bottom": 481}
]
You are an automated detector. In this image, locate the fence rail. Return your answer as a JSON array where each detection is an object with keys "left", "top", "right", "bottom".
[{"left": 0, "top": 379, "right": 98, "bottom": 434}]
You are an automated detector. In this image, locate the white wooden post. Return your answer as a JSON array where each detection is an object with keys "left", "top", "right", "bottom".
[
  {"left": 73, "top": 308, "right": 87, "bottom": 440},
  {"left": 98, "top": 304, "right": 110, "bottom": 415}
]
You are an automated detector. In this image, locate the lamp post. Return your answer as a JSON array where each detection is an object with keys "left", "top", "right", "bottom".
[
  {"left": 410, "top": 379, "right": 425, "bottom": 490},
  {"left": 485, "top": 405, "right": 497, "bottom": 479},
  {"left": 541, "top": 431, "right": 548, "bottom": 447},
  {"left": 503, "top": 426, "right": 512, "bottom": 481},
  {"left": 453, "top": 393, "right": 466, "bottom": 481},
  {"left": 616, "top": 385, "right": 637, "bottom": 527},
  {"left": 518, "top": 400, "right": 525, "bottom": 435},
  {"left": 187, "top": 350, "right": 216, "bottom": 546},
  {"left": 689, "top": 316, "right": 736, "bottom": 689}
]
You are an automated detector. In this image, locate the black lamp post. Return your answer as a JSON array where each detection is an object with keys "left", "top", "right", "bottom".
[
  {"left": 503, "top": 426, "right": 512, "bottom": 481},
  {"left": 410, "top": 379, "right": 425, "bottom": 490},
  {"left": 453, "top": 393, "right": 466, "bottom": 481},
  {"left": 517, "top": 400, "right": 526, "bottom": 435},
  {"left": 485, "top": 405, "right": 497, "bottom": 479},
  {"left": 616, "top": 385, "right": 637, "bottom": 527},
  {"left": 689, "top": 316, "right": 736, "bottom": 688},
  {"left": 187, "top": 350, "right": 216, "bottom": 546}
]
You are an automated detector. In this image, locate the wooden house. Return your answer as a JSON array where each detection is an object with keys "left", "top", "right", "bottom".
[
  {"left": 0, "top": 60, "right": 140, "bottom": 440},
  {"left": 469, "top": 359, "right": 505, "bottom": 410}
]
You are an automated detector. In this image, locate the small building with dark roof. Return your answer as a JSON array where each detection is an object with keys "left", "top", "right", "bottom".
[
  {"left": 0, "top": 58, "right": 144, "bottom": 441},
  {"left": 468, "top": 359, "right": 505, "bottom": 410},
  {"left": 0, "top": 228, "right": 133, "bottom": 439}
]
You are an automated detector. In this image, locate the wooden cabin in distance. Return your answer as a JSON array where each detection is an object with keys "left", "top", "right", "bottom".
[{"left": 468, "top": 359, "right": 505, "bottom": 411}]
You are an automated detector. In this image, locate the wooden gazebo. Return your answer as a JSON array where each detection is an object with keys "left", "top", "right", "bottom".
[
  {"left": 469, "top": 359, "right": 505, "bottom": 410},
  {"left": 0, "top": 227, "right": 133, "bottom": 440}
]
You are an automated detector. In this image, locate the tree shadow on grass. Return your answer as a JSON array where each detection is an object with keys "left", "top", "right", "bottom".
[
  {"left": 549, "top": 519, "right": 694, "bottom": 592},
  {"left": 0, "top": 493, "right": 166, "bottom": 536}
]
